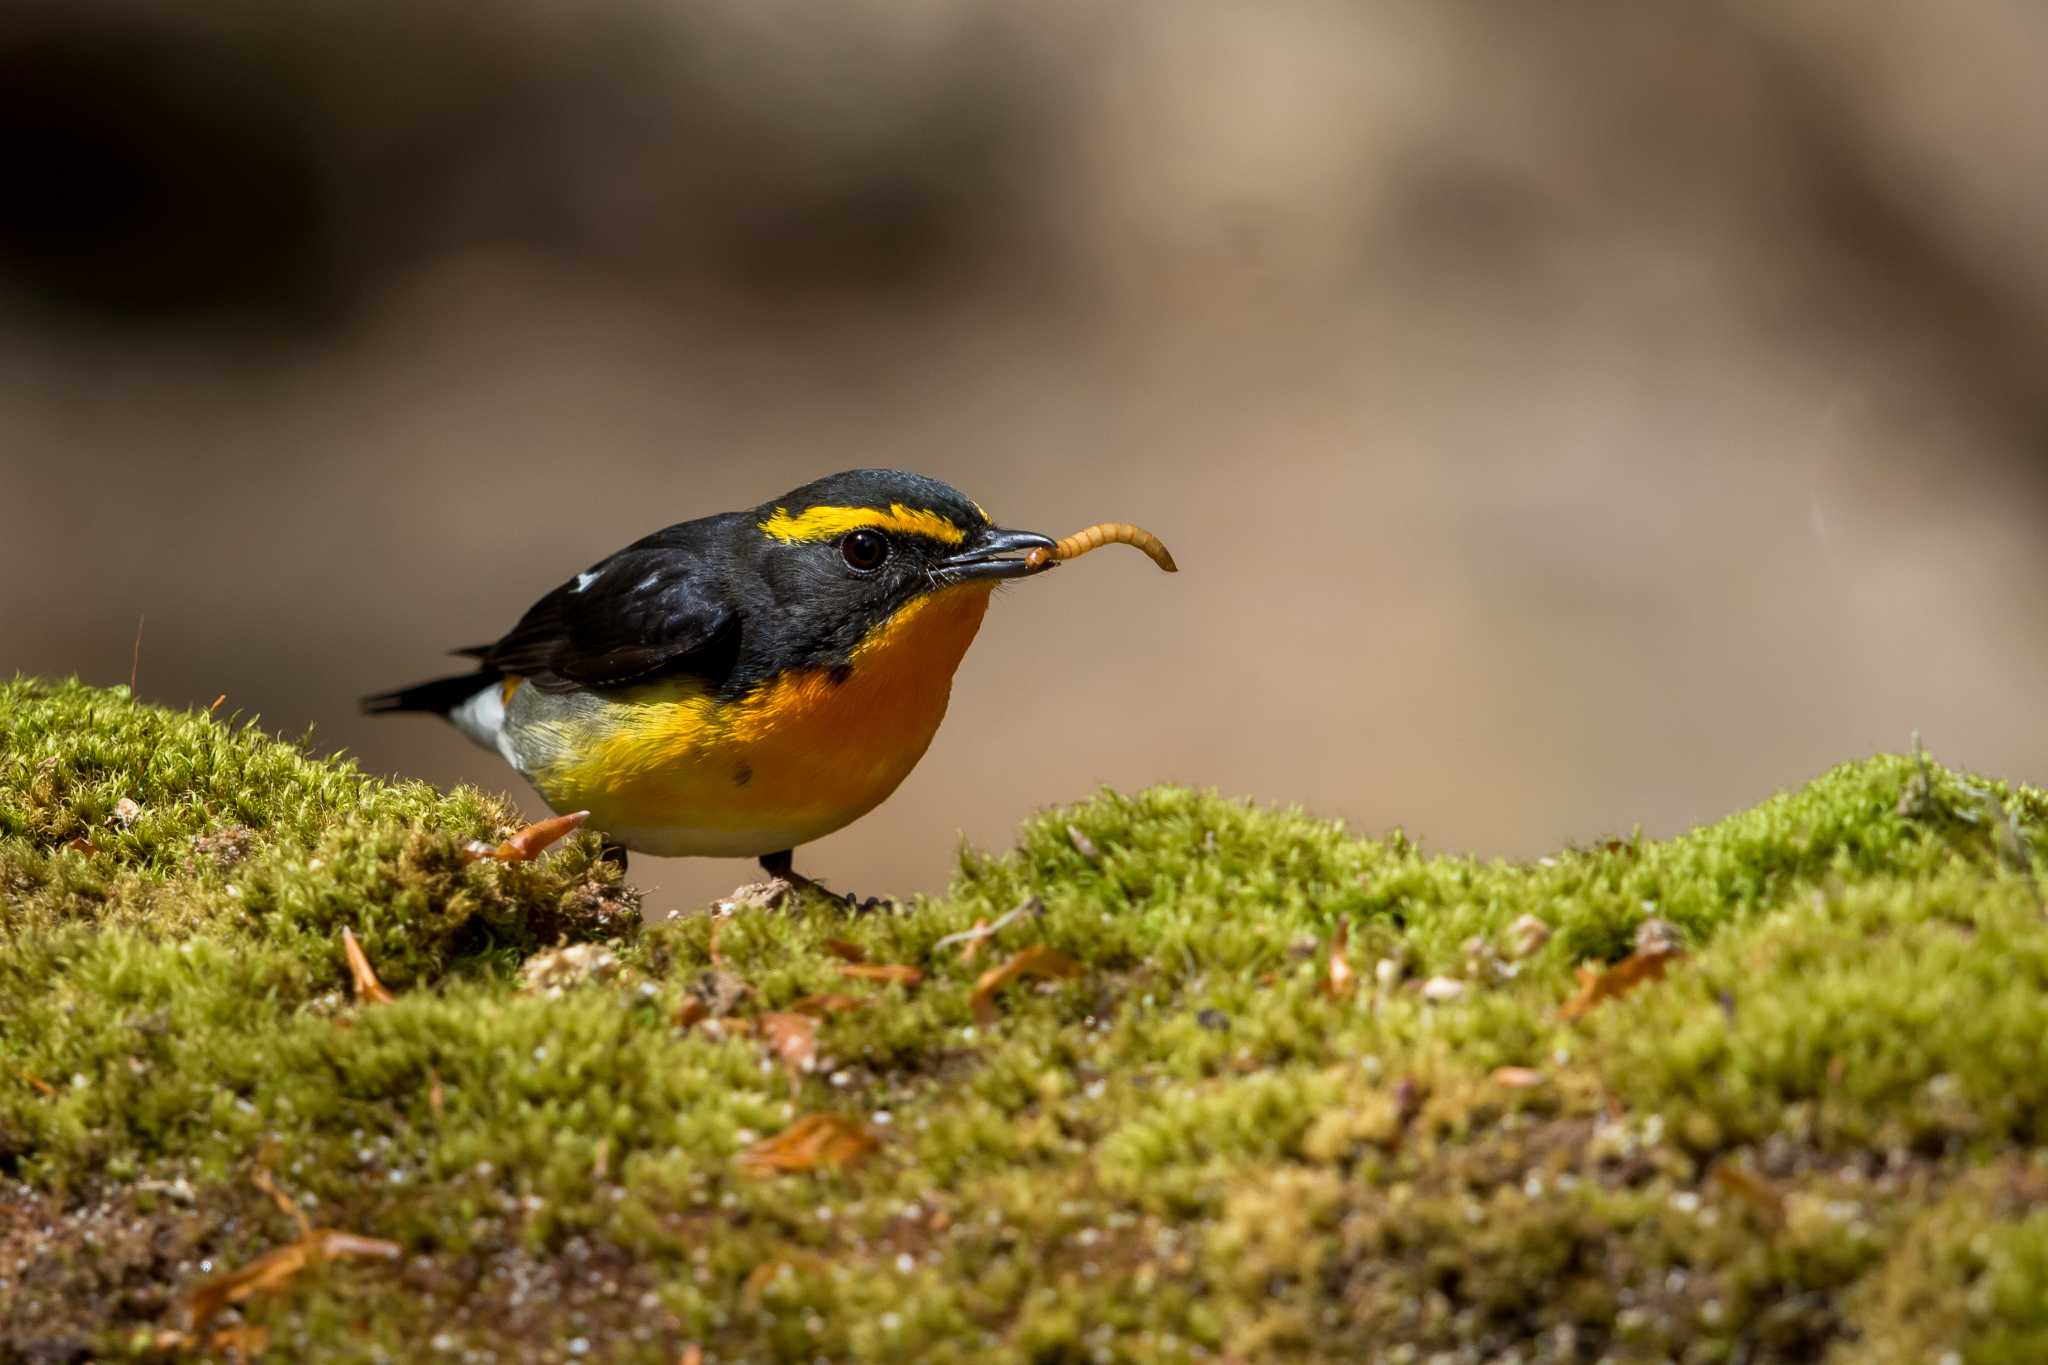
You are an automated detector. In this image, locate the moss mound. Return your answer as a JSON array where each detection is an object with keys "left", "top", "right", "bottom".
[{"left": 6, "top": 677, "right": 2048, "bottom": 1361}]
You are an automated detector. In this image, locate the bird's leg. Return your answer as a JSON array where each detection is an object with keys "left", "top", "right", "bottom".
[
  {"left": 759, "top": 847, "right": 823, "bottom": 896},
  {"left": 758, "top": 848, "right": 864, "bottom": 910}
]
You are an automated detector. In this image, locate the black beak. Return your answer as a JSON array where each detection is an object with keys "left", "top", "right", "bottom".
[{"left": 935, "top": 527, "right": 1059, "bottom": 583}]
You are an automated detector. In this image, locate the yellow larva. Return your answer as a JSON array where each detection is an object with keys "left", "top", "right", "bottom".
[{"left": 1025, "top": 523, "right": 1178, "bottom": 573}]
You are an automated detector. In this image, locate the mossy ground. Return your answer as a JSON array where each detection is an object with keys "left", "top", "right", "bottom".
[{"left": 5, "top": 678, "right": 2048, "bottom": 1362}]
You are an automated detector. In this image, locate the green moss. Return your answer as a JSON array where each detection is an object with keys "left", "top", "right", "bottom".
[{"left": 6, "top": 677, "right": 2048, "bottom": 1360}]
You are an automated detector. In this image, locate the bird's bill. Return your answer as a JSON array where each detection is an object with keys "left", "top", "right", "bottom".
[{"left": 935, "top": 528, "right": 1059, "bottom": 582}]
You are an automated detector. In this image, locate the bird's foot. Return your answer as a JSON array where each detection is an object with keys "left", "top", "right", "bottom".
[{"left": 756, "top": 850, "right": 891, "bottom": 914}]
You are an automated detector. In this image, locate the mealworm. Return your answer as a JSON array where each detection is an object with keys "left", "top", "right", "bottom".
[{"left": 1025, "top": 522, "right": 1178, "bottom": 573}]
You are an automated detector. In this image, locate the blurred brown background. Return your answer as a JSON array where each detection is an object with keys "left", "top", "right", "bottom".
[{"left": 6, "top": 0, "right": 2048, "bottom": 911}]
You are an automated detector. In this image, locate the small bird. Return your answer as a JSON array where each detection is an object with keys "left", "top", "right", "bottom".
[{"left": 365, "top": 469, "right": 1130, "bottom": 892}]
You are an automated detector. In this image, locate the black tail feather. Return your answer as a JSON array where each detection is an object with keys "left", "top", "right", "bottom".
[{"left": 361, "top": 668, "right": 502, "bottom": 717}]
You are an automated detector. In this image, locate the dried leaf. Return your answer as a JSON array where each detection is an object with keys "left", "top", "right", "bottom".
[
  {"left": 209, "top": 693, "right": 229, "bottom": 713},
  {"left": 786, "top": 993, "right": 869, "bottom": 1017},
  {"left": 738, "top": 1114, "right": 878, "bottom": 1176},
  {"left": 760, "top": 1012, "right": 819, "bottom": 1080},
  {"left": 1491, "top": 1066, "right": 1547, "bottom": 1089},
  {"left": 741, "top": 1258, "right": 802, "bottom": 1310},
  {"left": 1067, "top": 824, "right": 1101, "bottom": 861},
  {"left": 63, "top": 836, "right": 99, "bottom": 855},
  {"left": 1324, "top": 921, "right": 1355, "bottom": 999},
  {"left": 1559, "top": 948, "right": 1684, "bottom": 1021},
  {"left": 206, "top": 1324, "right": 269, "bottom": 1356},
  {"left": 340, "top": 927, "right": 394, "bottom": 1006},
  {"left": 12, "top": 1067, "right": 55, "bottom": 1097},
  {"left": 821, "top": 939, "right": 867, "bottom": 963},
  {"left": 837, "top": 962, "right": 924, "bottom": 988},
  {"left": 970, "top": 945, "right": 1083, "bottom": 1026},
  {"left": 465, "top": 810, "right": 589, "bottom": 863},
  {"left": 1709, "top": 1160, "right": 1784, "bottom": 1223},
  {"left": 250, "top": 1168, "right": 311, "bottom": 1238},
  {"left": 188, "top": 1228, "right": 401, "bottom": 1330}
]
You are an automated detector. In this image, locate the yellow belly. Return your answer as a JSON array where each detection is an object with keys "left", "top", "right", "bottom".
[{"left": 528, "top": 582, "right": 995, "bottom": 857}]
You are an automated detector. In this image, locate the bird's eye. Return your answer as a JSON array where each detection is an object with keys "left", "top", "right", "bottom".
[{"left": 841, "top": 529, "right": 889, "bottom": 572}]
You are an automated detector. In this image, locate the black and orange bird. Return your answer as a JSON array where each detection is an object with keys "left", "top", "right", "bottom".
[{"left": 364, "top": 469, "right": 1173, "bottom": 889}]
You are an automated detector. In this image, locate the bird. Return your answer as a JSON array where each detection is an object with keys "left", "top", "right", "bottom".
[{"left": 364, "top": 469, "right": 1079, "bottom": 895}]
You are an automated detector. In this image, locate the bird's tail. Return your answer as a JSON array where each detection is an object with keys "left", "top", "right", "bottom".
[{"left": 360, "top": 667, "right": 503, "bottom": 718}]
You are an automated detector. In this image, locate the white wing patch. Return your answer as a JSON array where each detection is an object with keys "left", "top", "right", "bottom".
[{"left": 574, "top": 570, "right": 600, "bottom": 593}]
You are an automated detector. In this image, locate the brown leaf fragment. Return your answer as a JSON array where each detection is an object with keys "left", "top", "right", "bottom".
[
  {"left": 465, "top": 810, "right": 589, "bottom": 863},
  {"left": 838, "top": 962, "right": 924, "bottom": 988},
  {"left": 207, "top": 1324, "right": 269, "bottom": 1356},
  {"left": 1709, "top": 1159, "right": 1785, "bottom": 1223},
  {"left": 209, "top": 693, "right": 229, "bottom": 713},
  {"left": 1324, "top": 921, "right": 1355, "bottom": 999},
  {"left": 428, "top": 1070, "right": 445, "bottom": 1120},
  {"left": 787, "top": 992, "right": 869, "bottom": 1017},
  {"left": 738, "top": 1113, "right": 878, "bottom": 1176},
  {"left": 1067, "top": 824, "right": 1101, "bottom": 861},
  {"left": 63, "top": 836, "right": 99, "bottom": 855},
  {"left": 760, "top": 1012, "right": 819, "bottom": 1081},
  {"left": 1558, "top": 947, "right": 1683, "bottom": 1021},
  {"left": 970, "top": 945, "right": 1083, "bottom": 1026},
  {"left": 250, "top": 1167, "right": 311, "bottom": 1238},
  {"left": 340, "top": 927, "right": 394, "bottom": 1006},
  {"left": 822, "top": 938, "right": 867, "bottom": 963},
  {"left": 188, "top": 1228, "right": 401, "bottom": 1330},
  {"left": 12, "top": 1067, "right": 55, "bottom": 1097},
  {"left": 741, "top": 1259, "right": 794, "bottom": 1310},
  {"left": 1491, "top": 1066, "right": 1547, "bottom": 1089}
]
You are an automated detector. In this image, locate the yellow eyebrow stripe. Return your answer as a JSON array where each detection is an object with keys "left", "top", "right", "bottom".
[{"left": 758, "top": 503, "right": 968, "bottom": 546}]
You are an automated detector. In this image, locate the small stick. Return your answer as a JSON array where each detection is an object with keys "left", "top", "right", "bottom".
[
  {"left": 931, "top": 897, "right": 1043, "bottom": 953},
  {"left": 1026, "top": 523, "right": 1177, "bottom": 573}
]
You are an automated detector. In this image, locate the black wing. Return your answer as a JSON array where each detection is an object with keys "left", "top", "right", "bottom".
[{"left": 483, "top": 522, "right": 742, "bottom": 692}]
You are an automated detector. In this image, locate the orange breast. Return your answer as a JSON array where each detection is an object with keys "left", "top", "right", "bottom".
[{"left": 535, "top": 582, "right": 996, "bottom": 856}]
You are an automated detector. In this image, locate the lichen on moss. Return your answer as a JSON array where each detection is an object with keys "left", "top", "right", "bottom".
[{"left": 7, "top": 676, "right": 2048, "bottom": 1361}]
